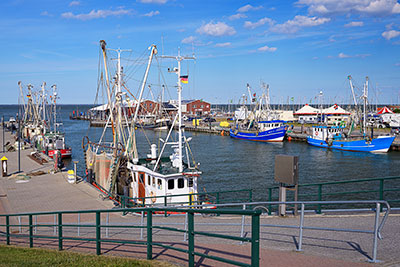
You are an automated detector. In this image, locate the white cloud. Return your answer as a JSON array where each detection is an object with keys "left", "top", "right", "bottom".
[
  {"left": 182, "top": 36, "right": 195, "bottom": 44},
  {"left": 69, "top": 1, "right": 80, "bottom": 7},
  {"left": 138, "top": 0, "right": 167, "bottom": 4},
  {"left": 345, "top": 21, "right": 364, "bottom": 27},
  {"left": 237, "top": 4, "right": 263, "bottom": 13},
  {"left": 297, "top": 0, "right": 400, "bottom": 16},
  {"left": 382, "top": 29, "right": 400, "bottom": 40},
  {"left": 143, "top": 10, "right": 160, "bottom": 17},
  {"left": 229, "top": 13, "right": 247, "bottom": 20},
  {"left": 338, "top": 52, "right": 350, "bottom": 58},
  {"left": 215, "top": 42, "right": 231, "bottom": 47},
  {"left": 196, "top": 22, "right": 236, "bottom": 37},
  {"left": 258, "top": 45, "right": 277, "bottom": 52},
  {"left": 244, "top": 17, "right": 274, "bottom": 29},
  {"left": 271, "top": 15, "right": 330, "bottom": 34},
  {"left": 338, "top": 52, "right": 370, "bottom": 58},
  {"left": 61, "top": 9, "right": 131, "bottom": 20}
]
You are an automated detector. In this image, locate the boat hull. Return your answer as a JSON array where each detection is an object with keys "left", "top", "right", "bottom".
[
  {"left": 306, "top": 136, "right": 395, "bottom": 153},
  {"left": 43, "top": 148, "right": 72, "bottom": 159},
  {"left": 229, "top": 127, "right": 286, "bottom": 142}
]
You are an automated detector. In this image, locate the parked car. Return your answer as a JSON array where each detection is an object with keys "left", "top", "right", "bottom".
[{"left": 203, "top": 117, "right": 216, "bottom": 123}]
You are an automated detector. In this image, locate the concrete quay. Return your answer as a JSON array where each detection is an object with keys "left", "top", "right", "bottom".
[{"left": 0, "top": 126, "right": 400, "bottom": 266}]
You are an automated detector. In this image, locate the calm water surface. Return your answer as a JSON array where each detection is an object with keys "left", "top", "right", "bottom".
[{"left": 2, "top": 105, "right": 400, "bottom": 200}]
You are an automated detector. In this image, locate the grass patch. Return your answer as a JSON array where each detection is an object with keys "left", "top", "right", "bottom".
[{"left": 0, "top": 245, "right": 175, "bottom": 267}]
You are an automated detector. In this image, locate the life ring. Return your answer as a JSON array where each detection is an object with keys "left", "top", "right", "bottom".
[
  {"left": 315, "top": 131, "right": 318, "bottom": 136},
  {"left": 150, "top": 191, "right": 156, "bottom": 203}
]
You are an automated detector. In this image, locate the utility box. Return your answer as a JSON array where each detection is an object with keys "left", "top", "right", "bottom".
[
  {"left": 274, "top": 155, "right": 299, "bottom": 185},
  {"left": 274, "top": 155, "right": 299, "bottom": 216}
]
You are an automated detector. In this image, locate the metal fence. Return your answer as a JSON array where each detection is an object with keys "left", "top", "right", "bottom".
[{"left": 0, "top": 207, "right": 261, "bottom": 267}]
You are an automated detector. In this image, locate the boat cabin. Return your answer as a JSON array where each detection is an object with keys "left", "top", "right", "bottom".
[
  {"left": 258, "top": 120, "right": 285, "bottom": 131},
  {"left": 311, "top": 126, "right": 344, "bottom": 141}
]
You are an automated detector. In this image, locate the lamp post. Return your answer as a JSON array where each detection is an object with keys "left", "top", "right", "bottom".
[{"left": 17, "top": 114, "right": 21, "bottom": 173}]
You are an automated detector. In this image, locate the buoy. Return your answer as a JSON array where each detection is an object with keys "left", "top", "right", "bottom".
[
  {"left": 221, "top": 130, "right": 224, "bottom": 136},
  {"left": 288, "top": 136, "right": 292, "bottom": 141}
]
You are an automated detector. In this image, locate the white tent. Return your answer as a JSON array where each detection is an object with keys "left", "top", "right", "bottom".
[
  {"left": 294, "top": 104, "right": 320, "bottom": 115},
  {"left": 322, "top": 105, "right": 350, "bottom": 115}
]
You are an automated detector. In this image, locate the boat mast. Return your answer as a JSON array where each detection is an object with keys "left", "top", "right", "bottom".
[
  {"left": 51, "top": 84, "right": 57, "bottom": 133},
  {"left": 161, "top": 49, "right": 195, "bottom": 172},
  {"left": 129, "top": 45, "right": 157, "bottom": 159},
  {"left": 109, "top": 47, "right": 131, "bottom": 148},
  {"left": 41, "top": 82, "right": 46, "bottom": 133},
  {"left": 363, "top": 77, "right": 369, "bottom": 136}
]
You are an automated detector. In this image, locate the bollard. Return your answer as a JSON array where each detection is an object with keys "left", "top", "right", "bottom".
[
  {"left": 73, "top": 161, "right": 79, "bottom": 183},
  {"left": 1, "top": 156, "right": 8, "bottom": 177}
]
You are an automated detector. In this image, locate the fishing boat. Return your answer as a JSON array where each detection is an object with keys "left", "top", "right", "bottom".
[
  {"left": 84, "top": 41, "right": 200, "bottom": 206},
  {"left": 19, "top": 82, "right": 72, "bottom": 158},
  {"left": 230, "top": 83, "right": 287, "bottom": 142},
  {"left": 307, "top": 76, "right": 395, "bottom": 153}
]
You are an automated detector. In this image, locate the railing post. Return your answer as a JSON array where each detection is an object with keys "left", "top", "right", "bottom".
[
  {"left": 268, "top": 188, "right": 272, "bottom": 215},
  {"left": 189, "top": 194, "right": 192, "bottom": 206},
  {"left": 370, "top": 203, "right": 381, "bottom": 263},
  {"left": 317, "top": 185, "right": 322, "bottom": 214},
  {"left": 29, "top": 215, "right": 33, "bottom": 248},
  {"left": 6, "top": 215, "right": 10, "bottom": 245},
  {"left": 249, "top": 190, "right": 253, "bottom": 202},
  {"left": 34, "top": 215, "right": 37, "bottom": 234},
  {"left": 297, "top": 203, "right": 305, "bottom": 251},
  {"left": 216, "top": 192, "right": 220, "bottom": 204},
  {"left": 240, "top": 204, "right": 246, "bottom": 244},
  {"left": 183, "top": 212, "right": 188, "bottom": 241},
  {"left": 188, "top": 211, "right": 195, "bottom": 266},
  {"left": 96, "top": 211, "right": 101, "bottom": 255},
  {"left": 18, "top": 216, "right": 21, "bottom": 233},
  {"left": 58, "top": 213, "right": 63, "bottom": 251},
  {"left": 251, "top": 212, "right": 260, "bottom": 267},
  {"left": 147, "top": 209, "right": 153, "bottom": 260}
]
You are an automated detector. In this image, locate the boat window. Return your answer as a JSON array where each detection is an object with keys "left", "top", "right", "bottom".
[
  {"left": 152, "top": 177, "right": 155, "bottom": 186},
  {"left": 178, "top": 178, "right": 184, "bottom": 189},
  {"left": 157, "top": 179, "right": 162, "bottom": 190},
  {"left": 188, "top": 178, "right": 193, "bottom": 187},
  {"left": 148, "top": 176, "right": 150, "bottom": 185},
  {"left": 168, "top": 179, "right": 174, "bottom": 190},
  {"left": 139, "top": 173, "right": 144, "bottom": 183}
]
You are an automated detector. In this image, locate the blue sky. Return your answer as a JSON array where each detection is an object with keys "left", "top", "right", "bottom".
[{"left": 0, "top": 0, "right": 399, "bottom": 105}]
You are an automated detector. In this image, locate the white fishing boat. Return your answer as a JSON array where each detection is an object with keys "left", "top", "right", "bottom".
[{"left": 84, "top": 41, "right": 200, "bottom": 206}]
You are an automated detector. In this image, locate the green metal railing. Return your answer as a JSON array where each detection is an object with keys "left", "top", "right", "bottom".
[
  {"left": 0, "top": 207, "right": 261, "bottom": 267},
  {"left": 266, "top": 176, "right": 400, "bottom": 214}
]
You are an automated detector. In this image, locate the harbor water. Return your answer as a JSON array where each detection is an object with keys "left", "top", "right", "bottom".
[{"left": 2, "top": 104, "right": 400, "bottom": 202}]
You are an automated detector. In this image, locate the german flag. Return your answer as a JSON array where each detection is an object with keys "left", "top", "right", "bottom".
[{"left": 180, "top": 75, "right": 188, "bottom": 84}]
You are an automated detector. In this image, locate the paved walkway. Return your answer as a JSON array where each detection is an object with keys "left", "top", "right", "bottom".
[{"left": 0, "top": 126, "right": 399, "bottom": 266}]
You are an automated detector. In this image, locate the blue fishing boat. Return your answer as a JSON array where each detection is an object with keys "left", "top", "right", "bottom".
[
  {"left": 307, "top": 125, "right": 394, "bottom": 152},
  {"left": 307, "top": 76, "right": 395, "bottom": 153},
  {"left": 230, "top": 83, "right": 287, "bottom": 142},
  {"left": 230, "top": 120, "right": 287, "bottom": 142}
]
